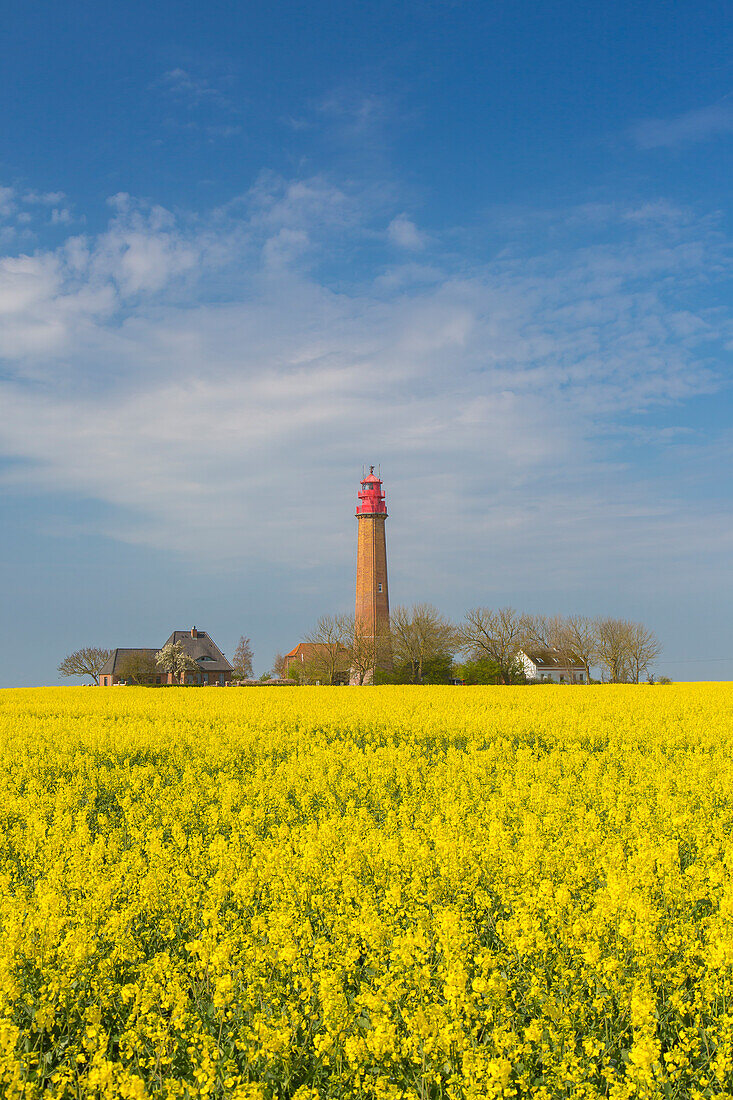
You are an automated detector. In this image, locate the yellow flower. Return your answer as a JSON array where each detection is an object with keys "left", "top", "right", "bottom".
[{"left": 0, "top": 682, "right": 729, "bottom": 1097}]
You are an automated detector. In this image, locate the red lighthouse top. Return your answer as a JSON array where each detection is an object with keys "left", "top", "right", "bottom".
[{"left": 356, "top": 466, "right": 387, "bottom": 516}]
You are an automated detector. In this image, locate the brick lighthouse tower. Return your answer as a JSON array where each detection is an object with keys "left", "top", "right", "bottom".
[{"left": 355, "top": 466, "right": 390, "bottom": 675}]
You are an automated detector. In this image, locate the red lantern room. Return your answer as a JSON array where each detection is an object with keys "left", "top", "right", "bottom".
[{"left": 356, "top": 466, "right": 387, "bottom": 516}]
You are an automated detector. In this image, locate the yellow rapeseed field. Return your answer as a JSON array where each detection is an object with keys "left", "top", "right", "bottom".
[{"left": 1, "top": 685, "right": 732, "bottom": 1100}]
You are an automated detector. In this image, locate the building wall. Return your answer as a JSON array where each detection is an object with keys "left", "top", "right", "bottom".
[
  {"left": 526, "top": 666, "right": 587, "bottom": 683},
  {"left": 355, "top": 514, "right": 391, "bottom": 673},
  {"left": 355, "top": 514, "right": 389, "bottom": 638},
  {"left": 519, "top": 654, "right": 537, "bottom": 680},
  {"left": 101, "top": 671, "right": 230, "bottom": 686},
  {"left": 518, "top": 651, "right": 585, "bottom": 683}
]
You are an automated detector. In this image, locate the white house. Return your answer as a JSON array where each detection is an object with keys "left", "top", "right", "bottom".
[{"left": 519, "top": 647, "right": 587, "bottom": 683}]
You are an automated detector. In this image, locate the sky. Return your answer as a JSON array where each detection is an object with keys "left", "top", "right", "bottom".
[{"left": 1, "top": 0, "right": 732, "bottom": 685}]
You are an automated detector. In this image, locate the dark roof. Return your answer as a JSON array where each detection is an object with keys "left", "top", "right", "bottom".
[
  {"left": 522, "top": 647, "right": 585, "bottom": 670},
  {"left": 163, "top": 629, "right": 233, "bottom": 673},
  {"left": 99, "top": 648, "right": 158, "bottom": 676}
]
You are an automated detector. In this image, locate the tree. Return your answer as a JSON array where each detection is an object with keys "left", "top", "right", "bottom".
[
  {"left": 627, "top": 622, "right": 662, "bottom": 684},
  {"left": 272, "top": 652, "right": 288, "bottom": 679},
  {"left": 58, "top": 647, "right": 112, "bottom": 685},
  {"left": 457, "top": 607, "right": 527, "bottom": 684},
  {"left": 232, "top": 636, "right": 254, "bottom": 680},
  {"left": 304, "top": 615, "right": 351, "bottom": 685},
  {"left": 389, "top": 604, "right": 456, "bottom": 684},
  {"left": 522, "top": 613, "right": 554, "bottom": 650},
  {"left": 556, "top": 615, "right": 599, "bottom": 683},
  {"left": 344, "top": 615, "right": 374, "bottom": 686},
  {"left": 117, "top": 650, "right": 157, "bottom": 685},
  {"left": 287, "top": 660, "right": 307, "bottom": 685},
  {"left": 156, "top": 642, "right": 198, "bottom": 685},
  {"left": 453, "top": 656, "right": 502, "bottom": 685},
  {"left": 419, "top": 654, "right": 455, "bottom": 684},
  {"left": 342, "top": 615, "right": 392, "bottom": 685},
  {"left": 594, "top": 618, "right": 633, "bottom": 683}
]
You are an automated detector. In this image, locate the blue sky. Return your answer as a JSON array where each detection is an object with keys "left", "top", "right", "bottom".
[{"left": 1, "top": 0, "right": 732, "bottom": 684}]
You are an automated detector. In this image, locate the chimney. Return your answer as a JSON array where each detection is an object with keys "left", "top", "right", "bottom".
[{"left": 191, "top": 626, "right": 197, "bottom": 638}]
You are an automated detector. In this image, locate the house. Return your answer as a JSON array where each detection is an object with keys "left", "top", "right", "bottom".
[
  {"left": 98, "top": 649, "right": 160, "bottom": 686},
  {"left": 518, "top": 647, "right": 587, "bottom": 683},
  {"left": 99, "top": 627, "right": 233, "bottom": 686},
  {"left": 162, "top": 628, "right": 234, "bottom": 685},
  {"left": 283, "top": 642, "right": 350, "bottom": 685}
]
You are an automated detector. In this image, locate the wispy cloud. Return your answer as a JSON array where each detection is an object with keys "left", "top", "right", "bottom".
[
  {"left": 156, "top": 67, "right": 242, "bottom": 140},
  {"left": 160, "top": 68, "right": 233, "bottom": 109},
  {"left": 0, "top": 186, "right": 74, "bottom": 234},
  {"left": 0, "top": 181, "right": 730, "bottom": 596},
  {"left": 387, "top": 214, "right": 426, "bottom": 250},
  {"left": 0, "top": 187, "right": 15, "bottom": 218},
  {"left": 315, "top": 90, "right": 390, "bottom": 134},
  {"left": 631, "top": 98, "right": 733, "bottom": 149},
  {"left": 22, "top": 190, "right": 66, "bottom": 205}
]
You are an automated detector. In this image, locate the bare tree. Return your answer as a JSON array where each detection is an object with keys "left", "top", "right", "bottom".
[
  {"left": 512, "top": 613, "right": 597, "bottom": 683},
  {"left": 304, "top": 615, "right": 351, "bottom": 685},
  {"left": 627, "top": 622, "right": 662, "bottom": 684},
  {"left": 345, "top": 615, "right": 375, "bottom": 686},
  {"left": 58, "top": 647, "right": 112, "bottom": 684},
  {"left": 594, "top": 618, "right": 634, "bottom": 683},
  {"left": 555, "top": 615, "right": 599, "bottom": 683},
  {"left": 118, "top": 650, "right": 157, "bottom": 685},
  {"left": 390, "top": 604, "right": 456, "bottom": 683},
  {"left": 156, "top": 642, "right": 198, "bottom": 684},
  {"left": 343, "top": 615, "right": 392, "bottom": 684},
  {"left": 232, "top": 636, "right": 254, "bottom": 680},
  {"left": 272, "top": 652, "right": 288, "bottom": 679},
  {"left": 457, "top": 607, "right": 527, "bottom": 683},
  {"left": 523, "top": 613, "right": 553, "bottom": 650}
]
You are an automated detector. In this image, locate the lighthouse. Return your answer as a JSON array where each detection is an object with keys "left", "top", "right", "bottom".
[{"left": 355, "top": 466, "right": 390, "bottom": 676}]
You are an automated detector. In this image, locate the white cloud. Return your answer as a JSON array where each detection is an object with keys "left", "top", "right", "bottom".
[
  {"left": 23, "top": 190, "right": 66, "bottom": 205},
  {"left": 387, "top": 213, "right": 427, "bottom": 250},
  {"left": 0, "top": 251, "right": 115, "bottom": 362},
  {"left": 0, "top": 186, "right": 74, "bottom": 235},
  {"left": 160, "top": 68, "right": 232, "bottom": 109},
  {"left": 632, "top": 99, "right": 733, "bottom": 149},
  {"left": 246, "top": 172, "right": 354, "bottom": 232},
  {"left": 262, "top": 227, "right": 310, "bottom": 269},
  {"left": 90, "top": 197, "right": 200, "bottom": 295},
  {"left": 0, "top": 187, "right": 15, "bottom": 218},
  {"left": 0, "top": 181, "right": 730, "bottom": 593}
]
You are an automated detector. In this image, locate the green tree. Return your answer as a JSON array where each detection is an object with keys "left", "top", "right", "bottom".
[
  {"left": 453, "top": 656, "right": 502, "bottom": 684},
  {"left": 117, "top": 650, "right": 157, "bottom": 685}
]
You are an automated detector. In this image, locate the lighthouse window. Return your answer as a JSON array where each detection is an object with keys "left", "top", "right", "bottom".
[{"left": 378, "top": 583, "right": 383, "bottom": 592}]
